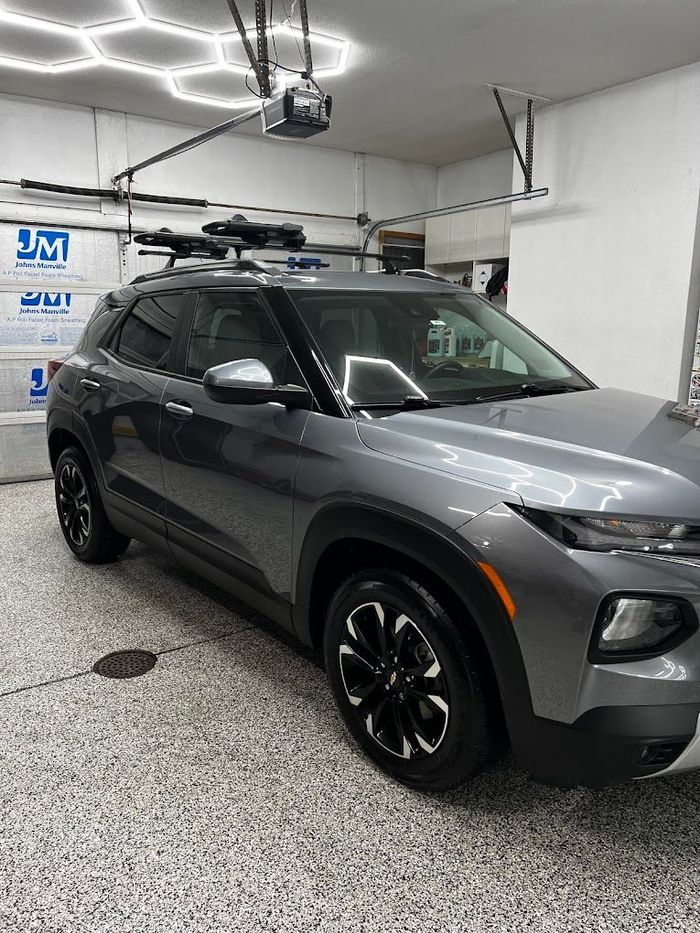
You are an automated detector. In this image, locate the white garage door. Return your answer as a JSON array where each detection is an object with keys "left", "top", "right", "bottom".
[{"left": 0, "top": 222, "right": 122, "bottom": 482}]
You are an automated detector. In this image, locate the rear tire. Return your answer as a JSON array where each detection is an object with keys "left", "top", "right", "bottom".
[
  {"left": 54, "top": 446, "right": 130, "bottom": 563},
  {"left": 324, "top": 569, "right": 495, "bottom": 791}
]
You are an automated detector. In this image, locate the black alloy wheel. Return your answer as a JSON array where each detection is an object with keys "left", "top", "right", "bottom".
[
  {"left": 57, "top": 460, "right": 91, "bottom": 547},
  {"left": 54, "top": 447, "right": 130, "bottom": 563},
  {"left": 325, "top": 570, "right": 497, "bottom": 791},
  {"left": 338, "top": 600, "right": 449, "bottom": 759}
]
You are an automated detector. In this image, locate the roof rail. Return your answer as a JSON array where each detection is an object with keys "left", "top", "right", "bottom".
[{"left": 130, "top": 257, "right": 280, "bottom": 284}]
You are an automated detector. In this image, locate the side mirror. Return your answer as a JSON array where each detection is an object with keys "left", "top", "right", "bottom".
[{"left": 202, "top": 358, "right": 310, "bottom": 409}]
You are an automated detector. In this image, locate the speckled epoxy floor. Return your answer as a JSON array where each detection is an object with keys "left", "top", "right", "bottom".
[{"left": 0, "top": 480, "right": 698, "bottom": 933}]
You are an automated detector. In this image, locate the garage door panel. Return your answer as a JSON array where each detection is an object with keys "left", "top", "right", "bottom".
[{"left": 0, "top": 222, "right": 122, "bottom": 480}]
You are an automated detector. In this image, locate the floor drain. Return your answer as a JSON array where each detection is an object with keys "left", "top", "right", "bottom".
[{"left": 93, "top": 650, "right": 157, "bottom": 679}]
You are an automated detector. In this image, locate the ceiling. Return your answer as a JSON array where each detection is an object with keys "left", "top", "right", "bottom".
[{"left": 1, "top": 0, "right": 700, "bottom": 165}]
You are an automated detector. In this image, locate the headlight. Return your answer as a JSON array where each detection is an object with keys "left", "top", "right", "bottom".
[
  {"left": 519, "top": 508, "right": 700, "bottom": 555},
  {"left": 591, "top": 596, "right": 697, "bottom": 662}
]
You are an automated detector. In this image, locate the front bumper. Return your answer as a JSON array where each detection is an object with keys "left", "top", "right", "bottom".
[
  {"left": 516, "top": 703, "right": 700, "bottom": 787},
  {"left": 458, "top": 504, "right": 700, "bottom": 785},
  {"left": 640, "top": 712, "right": 700, "bottom": 778}
]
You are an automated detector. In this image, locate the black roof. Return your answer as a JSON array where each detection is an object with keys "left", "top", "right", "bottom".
[{"left": 113, "top": 260, "right": 467, "bottom": 303}]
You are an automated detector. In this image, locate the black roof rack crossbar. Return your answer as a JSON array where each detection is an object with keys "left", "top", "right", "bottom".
[
  {"left": 299, "top": 244, "right": 411, "bottom": 273},
  {"left": 136, "top": 248, "right": 231, "bottom": 268}
]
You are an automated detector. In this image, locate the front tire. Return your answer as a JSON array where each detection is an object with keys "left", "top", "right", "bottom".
[
  {"left": 324, "top": 570, "right": 496, "bottom": 791},
  {"left": 54, "top": 447, "right": 130, "bottom": 563}
]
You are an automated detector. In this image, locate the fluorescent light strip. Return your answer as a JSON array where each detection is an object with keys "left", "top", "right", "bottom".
[
  {"left": 86, "top": 20, "right": 142, "bottom": 37},
  {"left": 219, "top": 24, "right": 350, "bottom": 73},
  {"left": 82, "top": 31, "right": 211, "bottom": 78},
  {"left": 170, "top": 62, "right": 223, "bottom": 78},
  {"left": 0, "top": 3, "right": 350, "bottom": 110},
  {"left": 0, "top": 55, "right": 49, "bottom": 72},
  {"left": 52, "top": 58, "right": 98, "bottom": 74},
  {"left": 167, "top": 77, "right": 263, "bottom": 111},
  {"left": 230, "top": 23, "right": 346, "bottom": 48},
  {"left": 223, "top": 63, "right": 252, "bottom": 75},
  {"left": 0, "top": 54, "right": 96, "bottom": 74},
  {"left": 103, "top": 57, "right": 166, "bottom": 77},
  {"left": 79, "top": 33, "right": 104, "bottom": 59},
  {"left": 171, "top": 61, "right": 250, "bottom": 78},
  {"left": 125, "top": 0, "right": 146, "bottom": 19},
  {"left": 274, "top": 22, "right": 347, "bottom": 50},
  {"left": 213, "top": 38, "right": 227, "bottom": 65},
  {"left": 315, "top": 42, "right": 351, "bottom": 79},
  {"left": 170, "top": 72, "right": 286, "bottom": 109},
  {"left": 0, "top": 9, "right": 75, "bottom": 35},
  {"left": 143, "top": 18, "right": 216, "bottom": 41}
]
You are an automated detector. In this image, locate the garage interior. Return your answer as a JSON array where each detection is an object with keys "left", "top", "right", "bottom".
[{"left": 1, "top": 1, "right": 700, "bottom": 930}]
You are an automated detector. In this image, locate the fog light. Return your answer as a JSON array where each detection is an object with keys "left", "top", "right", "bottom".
[
  {"left": 639, "top": 742, "right": 686, "bottom": 767},
  {"left": 592, "top": 597, "right": 695, "bottom": 661}
]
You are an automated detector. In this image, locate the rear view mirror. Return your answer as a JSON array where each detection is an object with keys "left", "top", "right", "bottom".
[{"left": 203, "top": 359, "right": 310, "bottom": 409}]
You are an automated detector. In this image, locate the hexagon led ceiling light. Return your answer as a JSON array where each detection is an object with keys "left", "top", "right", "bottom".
[{"left": 0, "top": 0, "right": 351, "bottom": 110}]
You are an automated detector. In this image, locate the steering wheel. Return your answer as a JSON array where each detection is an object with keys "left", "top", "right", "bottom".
[{"left": 424, "top": 360, "right": 464, "bottom": 379}]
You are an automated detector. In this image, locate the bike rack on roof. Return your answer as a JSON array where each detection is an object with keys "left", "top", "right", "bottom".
[
  {"left": 134, "top": 230, "right": 230, "bottom": 267},
  {"left": 134, "top": 218, "right": 411, "bottom": 275},
  {"left": 201, "top": 216, "right": 307, "bottom": 250}
]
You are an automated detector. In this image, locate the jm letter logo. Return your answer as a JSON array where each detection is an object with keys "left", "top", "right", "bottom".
[
  {"left": 29, "top": 366, "right": 49, "bottom": 400},
  {"left": 20, "top": 292, "right": 72, "bottom": 312},
  {"left": 16, "top": 229, "right": 70, "bottom": 265}
]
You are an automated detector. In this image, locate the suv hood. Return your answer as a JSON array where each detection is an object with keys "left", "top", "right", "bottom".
[{"left": 357, "top": 388, "right": 700, "bottom": 520}]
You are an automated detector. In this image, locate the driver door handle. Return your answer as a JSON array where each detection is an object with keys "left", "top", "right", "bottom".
[
  {"left": 165, "top": 400, "right": 194, "bottom": 420},
  {"left": 80, "top": 378, "right": 101, "bottom": 391}
]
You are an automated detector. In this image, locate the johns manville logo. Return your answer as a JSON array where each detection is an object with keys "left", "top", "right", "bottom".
[
  {"left": 15, "top": 228, "right": 70, "bottom": 269},
  {"left": 19, "top": 292, "right": 72, "bottom": 314},
  {"left": 29, "top": 366, "right": 49, "bottom": 404}
]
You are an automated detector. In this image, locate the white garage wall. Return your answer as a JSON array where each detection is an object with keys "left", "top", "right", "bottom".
[
  {"left": 436, "top": 149, "right": 513, "bottom": 207},
  {"left": 507, "top": 62, "right": 700, "bottom": 402},
  {"left": 364, "top": 154, "right": 439, "bottom": 235},
  {"left": 0, "top": 96, "right": 101, "bottom": 213}
]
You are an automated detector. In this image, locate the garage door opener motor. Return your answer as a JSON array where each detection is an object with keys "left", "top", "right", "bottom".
[{"left": 261, "top": 87, "right": 332, "bottom": 140}]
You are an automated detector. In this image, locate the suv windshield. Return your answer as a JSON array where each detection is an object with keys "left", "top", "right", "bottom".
[{"left": 291, "top": 288, "right": 590, "bottom": 406}]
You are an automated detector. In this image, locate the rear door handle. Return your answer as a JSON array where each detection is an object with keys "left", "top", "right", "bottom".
[
  {"left": 165, "top": 400, "right": 194, "bottom": 420},
  {"left": 80, "top": 378, "right": 101, "bottom": 391}
]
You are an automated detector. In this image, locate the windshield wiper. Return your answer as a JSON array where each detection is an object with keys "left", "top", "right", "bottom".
[
  {"left": 350, "top": 384, "right": 590, "bottom": 411},
  {"left": 473, "top": 383, "right": 590, "bottom": 403},
  {"left": 350, "top": 395, "right": 444, "bottom": 412}
]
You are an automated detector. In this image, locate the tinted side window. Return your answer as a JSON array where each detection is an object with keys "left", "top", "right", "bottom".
[
  {"left": 186, "top": 290, "right": 301, "bottom": 384},
  {"left": 116, "top": 293, "right": 181, "bottom": 370},
  {"left": 75, "top": 297, "right": 121, "bottom": 352}
]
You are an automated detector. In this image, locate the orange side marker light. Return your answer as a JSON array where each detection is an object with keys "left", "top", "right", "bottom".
[{"left": 477, "top": 561, "right": 517, "bottom": 622}]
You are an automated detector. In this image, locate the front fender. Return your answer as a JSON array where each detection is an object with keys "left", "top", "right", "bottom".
[{"left": 292, "top": 502, "right": 534, "bottom": 742}]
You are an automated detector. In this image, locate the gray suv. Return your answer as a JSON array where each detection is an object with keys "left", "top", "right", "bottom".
[{"left": 47, "top": 261, "right": 700, "bottom": 789}]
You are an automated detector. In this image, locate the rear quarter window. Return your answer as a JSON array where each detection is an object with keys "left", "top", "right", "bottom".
[
  {"left": 74, "top": 297, "right": 123, "bottom": 351},
  {"left": 114, "top": 292, "right": 182, "bottom": 371}
]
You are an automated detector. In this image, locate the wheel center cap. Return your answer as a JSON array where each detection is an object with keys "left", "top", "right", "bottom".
[{"left": 389, "top": 669, "right": 399, "bottom": 687}]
